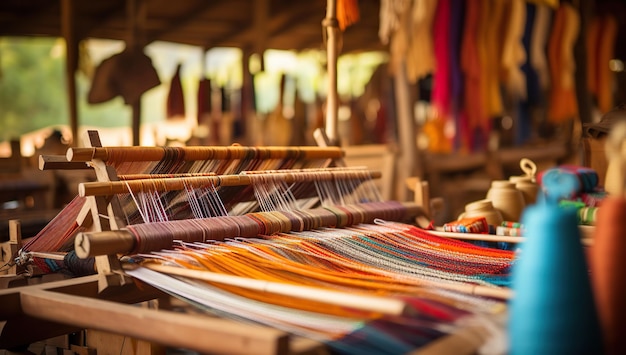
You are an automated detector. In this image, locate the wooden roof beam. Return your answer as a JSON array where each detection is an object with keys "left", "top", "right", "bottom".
[
  {"left": 83, "top": 0, "right": 127, "bottom": 38},
  {"left": 146, "top": 0, "right": 224, "bottom": 44},
  {"left": 209, "top": 1, "right": 320, "bottom": 48},
  {"left": 0, "top": 0, "right": 59, "bottom": 35}
]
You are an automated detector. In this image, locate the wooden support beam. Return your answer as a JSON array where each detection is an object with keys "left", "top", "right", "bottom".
[
  {"left": 84, "top": 0, "right": 127, "bottom": 37},
  {"left": 254, "top": 0, "right": 269, "bottom": 70},
  {"left": 324, "top": 0, "right": 339, "bottom": 144},
  {"left": 210, "top": 2, "right": 319, "bottom": 48},
  {"left": 19, "top": 289, "right": 291, "bottom": 355},
  {"left": 0, "top": 1, "right": 59, "bottom": 35},
  {"left": 61, "top": 0, "right": 79, "bottom": 147},
  {"left": 394, "top": 60, "right": 419, "bottom": 201},
  {"left": 146, "top": 1, "right": 223, "bottom": 44}
]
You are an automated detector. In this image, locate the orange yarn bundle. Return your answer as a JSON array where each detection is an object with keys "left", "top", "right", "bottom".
[{"left": 337, "top": 0, "right": 360, "bottom": 31}]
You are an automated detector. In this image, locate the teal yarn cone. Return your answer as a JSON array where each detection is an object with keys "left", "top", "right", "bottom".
[{"left": 509, "top": 201, "right": 603, "bottom": 354}]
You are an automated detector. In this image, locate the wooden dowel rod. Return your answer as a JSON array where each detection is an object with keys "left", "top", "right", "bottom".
[
  {"left": 430, "top": 229, "right": 594, "bottom": 246},
  {"left": 79, "top": 170, "right": 382, "bottom": 197},
  {"left": 27, "top": 251, "right": 67, "bottom": 261},
  {"left": 39, "top": 155, "right": 90, "bottom": 170},
  {"left": 19, "top": 289, "right": 289, "bottom": 355},
  {"left": 141, "top": 264, "right": 409, "bottom": 316},
  {"left": 66, "top": 146, "right": 345, "bottom": 162},
  {"left": 118, "top": 173, "right": 216, "bottom": 180},
  {"left": 430, "top": 230, "right": 525, "bottom": 243},
  {"left": 74, "top": 231, "right": 135, "bottom": 259}
]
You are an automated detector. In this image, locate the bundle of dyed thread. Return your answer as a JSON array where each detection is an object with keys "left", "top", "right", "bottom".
[
  {"left": 442, "top": 216, "right": 489, "bottom": 233},
  {"left": 559, "top": 200, "right": 599, "bottom": 225},
  {"left": 496, "top": 221, "right": 524, "bottom": 236},
  {"left": 539, "top": 165, "right": 606, "bottom": 225}
]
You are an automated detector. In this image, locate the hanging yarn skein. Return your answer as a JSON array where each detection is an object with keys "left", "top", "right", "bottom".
[{"left": 509, "top": 172, "right": 602, "bottom": 355}]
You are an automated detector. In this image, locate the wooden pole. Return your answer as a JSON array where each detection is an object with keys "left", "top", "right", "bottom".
[
  {"left": 61, "top": 0, "right": 79, "bottom": 146},
  {"left": 19, "top": 289, "right": 290, "bottom": 355},
  {"left": 66, "top": 145, "right": 345, "bottom": 162},
  {"left": 127, "top": 0, "right": 147, "bottom": 146},
  {"left": 394, "top": 61, "right": 419, "bottom": 201},
  {"left": 324, "top": 0, "right": 339, "bottom": 145}
]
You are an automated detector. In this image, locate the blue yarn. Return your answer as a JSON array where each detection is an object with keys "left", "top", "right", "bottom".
[
  {"left": 44, "top": 258, "right": 62, "bottom": 272},
  {"left": 509, "top": 199, "right": 603, "bottom": 354}
]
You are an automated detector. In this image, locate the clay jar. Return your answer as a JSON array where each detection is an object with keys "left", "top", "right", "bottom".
[
  {"left": 458, "top": 199, "right": 504, "bottom": 226},
  {"left": 509, "top": 176, "right": 540, "bottom": 205},
  {"left": 486, "top": 180, "right": 526, "bottom": 222}
]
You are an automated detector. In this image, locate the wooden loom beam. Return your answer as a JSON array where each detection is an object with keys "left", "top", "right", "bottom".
[
  {"left": 78, "top": 169, "right": 383, "bottom": 197},
  {"left": 66, "top": 146, "right": 345, "bottom": 162},
  {"left": 19, "top": 288, "right": 291, "bottom": 355},
  {"left": 74, "top": 202, "right": 427, "bottom": 258}
]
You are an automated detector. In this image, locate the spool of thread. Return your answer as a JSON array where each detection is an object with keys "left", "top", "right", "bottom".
[
  {"left": 486, "top": 181, "right": 525, "bottom": 222},
  {"left": 591, "top": 197, "right": 626, "bottom": 355},
  {"left": 578, "top": 206, "right": 598, "bottom": 226},
  {"left": 509, "top": 198, "right": 603, "bottom": 354},
  {"left": 496, "top": 226, "right": 522, "bottom": 236},
  {"left": 64, "top": 251, "right": 96, "bottom": 276}
]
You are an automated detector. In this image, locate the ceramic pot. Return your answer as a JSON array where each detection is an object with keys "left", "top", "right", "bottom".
[{"left": 486, "top": 180, "right": 526, "bottom": 222}]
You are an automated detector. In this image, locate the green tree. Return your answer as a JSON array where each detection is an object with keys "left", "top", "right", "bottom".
[{"left": 0, "top": 37, "right": 67, "bottom": 140}]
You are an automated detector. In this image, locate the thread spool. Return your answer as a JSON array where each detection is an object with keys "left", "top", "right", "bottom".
[
  {"left": 486, "top": 181, "right": 525, "bottom": 222},
  {"left": 509, "top": 176, "right": 602, "bottom": 354}
]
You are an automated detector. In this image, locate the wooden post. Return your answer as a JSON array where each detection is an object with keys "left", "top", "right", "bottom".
[
  {"left": 61, "top": 0, "right": 79, "bottom": 146},
  {"left": 81, "top": 131, "right": 131, "bottom": 291},
  {"left": 242, "top": 48, "right": 253, "bottom": 145},
  {"left": 394, "top": 61, "right": 419, "bottom": 201},
  {"left": 324, "top": 0, "right": 339, "bottom": 145},
  {"left": 254, "top": 0, "right": 268, "bottom": 72},
  {"left": 127, "top": 0, "right": 147, "bottom": 146}
]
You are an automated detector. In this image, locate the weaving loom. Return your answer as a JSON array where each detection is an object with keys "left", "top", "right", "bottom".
[{"left": 0, "top": 131, "right": 515, "bottom": 354}]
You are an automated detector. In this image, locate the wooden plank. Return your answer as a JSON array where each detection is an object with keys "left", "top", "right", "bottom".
[
  {"left": 0, "top": 275, "right": 162, "bottom": 320},
  {"left": 38, "top": 155, "right": 90, "bottom": 171},
  {"left": 19, "top": 289, "right": 290, "bottom": 355},
  {"left": 0, "top": 316, "right": 81, "bottom": 350}
]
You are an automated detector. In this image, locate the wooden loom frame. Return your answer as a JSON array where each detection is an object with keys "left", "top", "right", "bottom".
[{"left": 1, "top": 130, "right": 434, "bottom": 354}]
